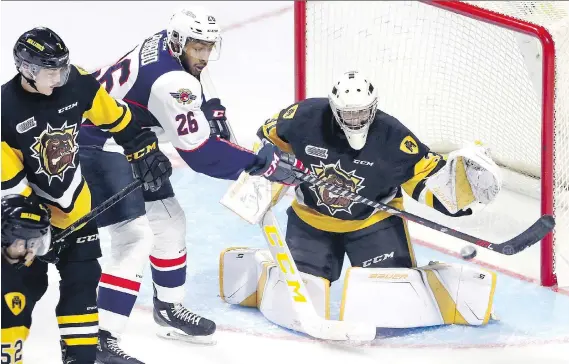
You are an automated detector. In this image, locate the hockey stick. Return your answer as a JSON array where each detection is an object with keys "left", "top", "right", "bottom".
[
  {"left": 294, "top": 170, "right": 555, "bottom": 256},
  {"left": 259, "top": 207, "right": 377, "bottom": 341},
  {"left": 53, "top": 180, "right": 142, "bottom": 241}
]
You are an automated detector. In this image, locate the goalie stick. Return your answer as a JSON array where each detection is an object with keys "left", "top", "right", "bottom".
[
  {"left": 260, "top": 211, "right": 377, "bottom": 341},
  {"left": 53, "top": 180, "right": 142, "bottom": 241},
  {"left": 294, "top": 170, "right": 555, "bottom": 256}
]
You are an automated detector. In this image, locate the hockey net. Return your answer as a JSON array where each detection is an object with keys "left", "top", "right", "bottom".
[{"left": 295, "top": 1, "right": 569, "bottom": 287}]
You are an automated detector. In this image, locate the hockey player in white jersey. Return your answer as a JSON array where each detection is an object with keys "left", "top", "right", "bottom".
[{"left": 78, "top": 6, "right": 307, "bottom": 363}]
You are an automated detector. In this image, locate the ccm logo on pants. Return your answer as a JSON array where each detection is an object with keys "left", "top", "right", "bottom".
[
  {"left": 76, "top": 234, "right": 99, "bottom": 244},
  {"left": 362, "top": 252, "right": 394, "bottom": 268}
]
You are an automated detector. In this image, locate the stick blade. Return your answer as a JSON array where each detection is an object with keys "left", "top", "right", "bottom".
[
  {"left": 499, "top": 214, "right": 555, "bottom": 255},
  {"left": 303, "top": 319, "right": 377, "bottom": 342}
]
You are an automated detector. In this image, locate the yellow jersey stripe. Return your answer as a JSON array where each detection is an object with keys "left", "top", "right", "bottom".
[
  {"left": 63, "top": 337, "right": 98, "bottom": 346},
  {"left": 1, "top": 142, "right": 25, "bottom": 183},
  {"left": 82, "top": 86, "right": 132, "bottom": 133},
  {"left": 262, "top": 124, "right": 294, "bottom": 154},
  {"left": 1, "top": 326, "right": 30, "bottom": 343},
  {"left": 48, "top": 180, "right": 91, "bottom": 229},
  {"left": 401, "top": 154, "right": 442, "bottom": 199},
  {"left": 291, "top": 197, "right": 404, "bottom": 233},
  {"left": 57, "top": 312, "right": 98, "bottom": 325}
]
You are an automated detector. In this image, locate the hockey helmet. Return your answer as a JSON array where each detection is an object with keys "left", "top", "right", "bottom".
[
  {"left": 1, "top": 195, "right": 51, "bottom": 265},
  {"left": 167, "top": 6, "right": 222, "bottom": 61},
  {"left": 328, "top": 71, "right": 378, "bottom": 150},
  {"left": 13, "top": 27, "right": 71, "bottom": 91}
]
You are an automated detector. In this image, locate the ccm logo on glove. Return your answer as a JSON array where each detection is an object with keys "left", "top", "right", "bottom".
[
  {"left": 126, "top": 142, "right": 158, "bottom": 161},
  {"left": 212, "top": 110, "right": 225, "bottom": 118},
  {"left": 263, "top": 152, "right": 280, "bottom": 177}
]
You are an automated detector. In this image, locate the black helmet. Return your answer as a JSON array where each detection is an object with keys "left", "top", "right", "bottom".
[
  {"left": 13, "top": 27, "right": 71, "bottom": 89},
  {"left": 1, "top": 195, "right": 51, "bottom": 264}
]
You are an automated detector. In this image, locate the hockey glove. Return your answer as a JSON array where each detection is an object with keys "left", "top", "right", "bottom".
[
  {"left": 246, "top": 143, "right": 308, "bottom": 186},
  {"left": 202, "top": 98, "right": 231, "bottom": 141},
  {"left": 123, "top": 129, "right": 173, "bottom": 192}
]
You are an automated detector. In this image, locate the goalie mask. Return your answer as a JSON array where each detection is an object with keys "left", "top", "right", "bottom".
[
  {"left": 167, "top": 6, "right": 222, "bottom": 76},
  {"left": 328, "top": 71, "right": 378, "bottom": 150}
]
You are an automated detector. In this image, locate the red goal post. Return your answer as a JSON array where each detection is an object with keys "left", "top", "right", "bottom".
[{"left": 294, "top": 1, "right": 569, "bottom": 287}]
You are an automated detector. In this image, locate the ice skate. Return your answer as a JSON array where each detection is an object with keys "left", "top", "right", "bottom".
[
  {"left": 96, "top": 330, "right": 144, "bottom": 364},
  {"left": 153, "top": 296, "right": 217, "bottom": 345}
]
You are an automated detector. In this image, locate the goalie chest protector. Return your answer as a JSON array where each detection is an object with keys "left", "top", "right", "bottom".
[{"left": 269, "top": 98, "right": 430, "bottom": 222}]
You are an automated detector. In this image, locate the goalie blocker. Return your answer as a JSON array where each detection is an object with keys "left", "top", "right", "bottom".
[{"left": 219, "top": 248, "right": 496, "bottom": 329}]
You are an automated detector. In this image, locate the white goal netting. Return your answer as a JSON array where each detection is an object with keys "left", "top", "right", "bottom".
[{"left": 300, "top": 1, "right": 569, "bottom": 286}]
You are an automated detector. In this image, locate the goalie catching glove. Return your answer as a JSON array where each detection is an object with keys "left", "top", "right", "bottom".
[
  {"left": 246, "top": 142, "right": 308, "bottom": 186},
  {"left": 122, "top": 129, "right": 173, "bottom": 192},
  {"left": 425, "top": 143, "right": 502, "bottom": 215}
]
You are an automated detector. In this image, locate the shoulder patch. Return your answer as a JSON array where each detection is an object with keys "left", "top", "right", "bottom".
[
  {"left": 4, "top": 292, "right": 26, "bottom": 316},
  {"left": 283, "top": 104, "right": 299, "bottom": 119},
  {"left": 400, "top": 135, "right": 418, "bottom": 155},
  {"left": 170, "top": 88, "right": 196, "bottom": 105}
]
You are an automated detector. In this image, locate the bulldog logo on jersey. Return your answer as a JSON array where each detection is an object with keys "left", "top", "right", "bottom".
[
  {"left": 170, "top": 88, "right": 197, "bottom": 105},
  {"left": 309, "top": 161, "right": 365, "bottom": 215},
  {"left": 30, "top": 122, "right": 79, "bottom": 184},
  {"left": 4, "top": 292, "right": 26, "bottom": 316}
]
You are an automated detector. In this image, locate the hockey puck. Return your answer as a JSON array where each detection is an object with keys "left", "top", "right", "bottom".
[{"left": 460, "top": 245, "right": 477, "bottom": 260}]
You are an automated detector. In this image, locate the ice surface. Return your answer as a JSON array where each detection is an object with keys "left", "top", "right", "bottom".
[{"left": 2, "top": 1, "right": 569, "bottom": 363}]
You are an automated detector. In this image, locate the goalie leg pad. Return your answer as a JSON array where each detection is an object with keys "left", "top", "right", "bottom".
[
  {"left": 146, "top": 197, "right": 187, "bottom": 303},
  {"left": 98, "top": 215, "right": 154, "bottom": 335},
  {"left": 219, "top": 247, "right": 272, "bottom": 306},
  {"left": 219, "top": 247, "right": 330, "bottom": 330},
  {"left": 340, "top": 262, "right": 496, "bottom": 328}
]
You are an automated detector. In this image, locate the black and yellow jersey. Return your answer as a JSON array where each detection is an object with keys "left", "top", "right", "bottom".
[
  {"left": 1, "top": 256, "right": 31, "bottom": 364},
  {"left": 1, "top": 66, "right": 142, "bottom": 229},
  {"left": 257, "top": 98, "right": 447, "bottom": 233}
]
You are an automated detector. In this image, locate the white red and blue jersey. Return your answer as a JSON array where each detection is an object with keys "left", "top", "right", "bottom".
[{"left": 79, "top": 30, "right": 255, "bottom": 180}]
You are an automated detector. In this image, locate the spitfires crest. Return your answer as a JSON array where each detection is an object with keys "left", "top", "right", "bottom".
[
  {"left": 170, "top": 88, "right": 197, "bottom": 105},
  {"left": 30, "top": 122, "right": 79, "bottom": 184},
  {"left": 309, "top": 161, "right": 365, "bottom": 215}
]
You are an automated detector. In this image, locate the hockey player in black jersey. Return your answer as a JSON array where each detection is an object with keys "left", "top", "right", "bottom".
[
  {"left": 1, "top": 27, "right": 172, "bottom": 363},
  {"left": 220, "top": 71, "right": 501, "bottom": 333},
  {"left": 1, "top": 195, "right": 51, "bottom": 364}
]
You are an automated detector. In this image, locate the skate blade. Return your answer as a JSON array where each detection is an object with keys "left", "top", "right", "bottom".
[{"left": 156, "top": 326, "right": 217, "bottom": 346}]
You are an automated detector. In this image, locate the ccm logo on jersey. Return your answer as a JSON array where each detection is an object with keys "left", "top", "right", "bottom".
[
  {"left": 16, "top": 116, "right": 37, "bottom": 133},
  {"left": 77, "top": 234, "right": 99, "bottom": 244},
  {"left": 126, "top": 142, "right": 157, "bottom": 161},
  {"left": 362, "top": 251, "right": 394, "bottom": 267},
  {"left": 58, "top": 102, "right": 78, "bottom": 113},
  {"left": 354, "top": 159, "right": 374, "bottom": 166}
]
